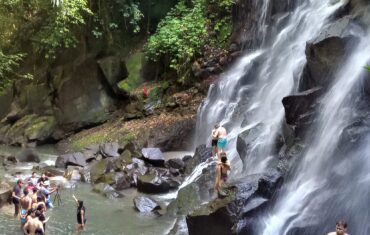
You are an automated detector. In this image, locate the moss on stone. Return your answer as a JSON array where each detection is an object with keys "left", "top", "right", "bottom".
[{"left": 118, "top": 52, "right": 143, "bottom": 93}]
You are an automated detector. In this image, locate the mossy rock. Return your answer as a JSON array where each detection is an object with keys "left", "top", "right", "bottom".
[
  {"left": 24, "top": 116, "right": 56, "bottom": 141},
  {"left": 6, "top": 114, "right": 37, "bottom": 144}
]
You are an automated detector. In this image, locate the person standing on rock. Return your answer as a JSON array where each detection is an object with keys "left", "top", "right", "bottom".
[
  {"left": 212, "top": 124, "right": 228, "bottom": 160},
  {"left": 327, "top": 220, "right": 349, "bottom": 235},
  {"left": 214, "top": 152, "right": 231, "bottom": 197},
  {"left": 12, "top": 179, "right": 24, "bottom": 217},
  {"left": 211, "top": 124, "right": 220, "bottom": 157}
]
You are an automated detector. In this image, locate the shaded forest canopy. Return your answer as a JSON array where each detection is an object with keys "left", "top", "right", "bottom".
[{"left": 0, "top": 0, "right": 234, "bottom": 92}]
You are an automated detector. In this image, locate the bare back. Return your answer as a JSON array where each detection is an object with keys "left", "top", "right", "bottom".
[
  {"left": 215, "top": 127, "right": 227, "bottom": 139},
  {"left": 24, "top": 218, "right": 44, "bottom": 235},
  {"left": 20, "top": 196, "right": 32, "bottom": 210}
]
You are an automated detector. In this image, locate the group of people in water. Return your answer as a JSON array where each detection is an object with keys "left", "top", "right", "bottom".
[
  {"left": 11, "top": 172, "right": 86, "bottom": 234},
  {"left": 211, "top": 123, "right": 231, "bottom": 197}
]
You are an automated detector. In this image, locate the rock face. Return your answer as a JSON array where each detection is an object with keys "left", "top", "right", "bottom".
[
  {"left": 52, "top": 58, "right": 115, "bottom": 131},
  {"left": 97, "top": 56, "right": 128, "bottom": 97},
  {"left": 298, "top": 18, "right": 358, "bottom": 91},
  {"left": 186, "top": 170, "right": 283, "bottom": 235},
  {"left": 133, "top": 196, "right": 161, "bottom": 213},
  {"left": 282, "top": 87, "right": 323, "bottom": 137}
]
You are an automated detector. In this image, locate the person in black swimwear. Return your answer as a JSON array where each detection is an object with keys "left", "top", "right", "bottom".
[{"left": 73, "top": 194, "right": 86, "bottom": 233}]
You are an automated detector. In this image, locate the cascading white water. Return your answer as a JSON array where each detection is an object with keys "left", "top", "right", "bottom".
[
  {"left": 195, "top": 0, "right": 346, "bottom": 174},
  {"left": 260, "top": 35, "right": 370, "bottom": 235}
]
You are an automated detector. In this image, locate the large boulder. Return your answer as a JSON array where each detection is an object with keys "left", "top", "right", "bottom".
[
  {"left": 55, "top": 152, "right": 88, "bottom": 168},
  {"left": 133, "top": 196, "right": 161, "bottom": 213},
  {"left": 92, "top": 183, "right": 124, "bottom": 199},
  {"left": 97, "top": 56, "right": 128, "bottom": 96},
  {"left": 337, "top": 117, "right": 370, "bottom": 154},
  {"left": 141, "top": 148, "right": 165, "bottom": 167},
  {"left": 151, "top": 118, "right": 196, "bottom": 151},
  {"left": 165, "top": 158, "right": 185, "bottom": 170},
  {"left": 137, "top": 170, "right": 174, "bottom": 194},
  {"left": 15, "top": 148, "right": 40, "bottom": 163},
  {"left": 99, "top": 142, "right": 120, "bottom": 158},
  {"left": 186, "top": 170, "right": 283, "bottom": 235},
  {"left": 184, "top": 145, "right": 213, "bottom": 175},
  {"left": 113, "top": 172, "right": 131, "bottom": 190},
  {"left": 19, "top": 83, "right": 53, "bottom": 115},
  {"left": 51, "top": 58, "right": 115, "bottom": 131},
  {"left": 282, "top": 87, "right": 323, "bottom": 137},
  {"left": 24, "top": 116, "right": 57, "bottom": 143},
  {"left": 89, "top": 159, "right": 115, "bottom": 184},
  {"left": 298, "top": 18, "right": 358, "bottom": 91}
]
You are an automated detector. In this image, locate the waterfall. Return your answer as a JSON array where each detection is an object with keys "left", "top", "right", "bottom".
[
  {"left": 260, "top": 32, "right": 370, "bottom": 235},
  {"left": 195, "top": 0, "right": 345, "bottom": 174}
]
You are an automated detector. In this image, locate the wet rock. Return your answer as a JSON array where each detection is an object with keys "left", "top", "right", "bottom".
[
  {"left": 141, "top": 148, "right": 165, "bottom": 167},
  {"left": 167, "top": 216, "right": 188, "bottom": 235},
  {"left": 64, "top": 166, "right": 83, "bottom": 181},
  {"left": 113, "top": 172, "right": 131, "bottom": 190},
  {"left": 2, "top": 155, "right": 17, "bottom": 167},
  {"left": 137, "top": 171, "right": 173, "bottom": 194},
  {"left": 92, "top": 183, "right": 124, "bottom": 199},
  {"left": 184, "top": 145, "right": 212, "bottom": 175},
  {"left": 90, "top": 159, "right": 115, "bottom": 184},
  {"left": 298, "top": 18, "right": 358, "bottom": 91},
  {"left": 338, "top": 117, "right": 370, "bottom": 153},
  {"left": 16, "top": 148, "right": 40, "bottom": 163},
  {"left": 0, "top": 182, "right": 12, "bottom": 207},
  {"left": 186, "top": 170, "right": 283, "bottom": 235},
  {"left": 133, "top": 196, "right": 161, "bottom": 213},
  {"left": 166, "top": 159, "right": 185, "bottom": 170},
  {"left": 100, "top": 142, "right": 120, "bottom": 158},
  {"left": 38, "top": 166, "right": 65, "bottom": 177},
  {"left": 282, "top": 87, "right": 323, "bottom": 137}
]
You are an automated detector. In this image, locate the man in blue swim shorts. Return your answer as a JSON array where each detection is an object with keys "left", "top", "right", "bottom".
[{"left": 212, "top": 124, "right": 228, "bottom": 160}]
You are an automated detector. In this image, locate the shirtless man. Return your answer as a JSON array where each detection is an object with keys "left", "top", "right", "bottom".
[
  {"left": 211, "top": 124, "right": 220, "bottom": 157},
  {"left": 214, "top": 152, "right": 231, "bottom": 197},
  {"left": 23, "top": 211, "right": 44, "bottom": 235},
  {"left": 328, "top": 220, "right": 349, "bottom": 235},
  {"left": 20, "top": 188, "right": 32, "bottom": 227},
  {"left": 212, "top": 124, "right": 228, "bottom": 160}
]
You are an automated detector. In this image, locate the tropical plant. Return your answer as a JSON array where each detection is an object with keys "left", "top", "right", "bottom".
[{"left": 0, "top": 50, "right": 25, "bottom": 91}]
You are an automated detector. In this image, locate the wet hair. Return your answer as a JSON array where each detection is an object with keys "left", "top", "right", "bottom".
[
  {"left": 214, "top": 123, "right": 220, "bottom": 129},
  {"left": 336, "top": 220, "right": 347, "bottom": 228},
  {"left": 23, "top": 188, "right": 29, "bottom": 196},
  {"left": 78, "top": 200, "right": 84, "bottom": 209},
  {"left": 27, "top": 208, "right": 36, "bottom": 216},
  {"left": 17, "top": 179, "right": 23, "bottom": 184},
  {"left": 37, "top": 204, "right": 45, "bottom": 211},
  {"left": 221, "top": 156, "right": 228, "bottom": 163},
  {"left": 32, "top": 187, "right": 38, "bottom": 193},
  {"left": 35, "top": 210, "right": 42, "bottom": 218},
  {"left": 37, "top": 196, "right": 44, "bottom": 202},
  {"left": 32, "top": 172, "right": 36, "bottom": 176}
]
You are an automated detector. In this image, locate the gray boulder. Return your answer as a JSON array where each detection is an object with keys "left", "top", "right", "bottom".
[
  {"left": 100, "top": 142, "right": 120, "bottom": 158},
  {"left": 166, "top": 158, "right": 185, "bottom": 169},
  {"left": 16, "top": 148, "right": 40, "bottom": 163},
  {"left": 141, "top": 148, "right": 165, "bottom": 167},
  {"left": 133, "top": 196, "right": 161, "bottom": 213}
]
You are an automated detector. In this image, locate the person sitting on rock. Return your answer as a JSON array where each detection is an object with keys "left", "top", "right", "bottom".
[
  {"left": 212, "top": 124, "right": 228, "bottom": 160},
  {"left": 214, "top": 152, "right": 231, "bottom": 197},
  {"left": 328, "top": 220, "right": 349, "bottom": 235}
]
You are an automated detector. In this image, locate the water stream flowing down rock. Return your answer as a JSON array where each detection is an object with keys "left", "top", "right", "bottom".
[{"left": 185, "top": 0, "right": 370, "bottom": 234}]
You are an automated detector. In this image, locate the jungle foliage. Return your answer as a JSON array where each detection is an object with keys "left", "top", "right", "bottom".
[{"left": 145, "top": 0, "right": 234, "bottom": 75}]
